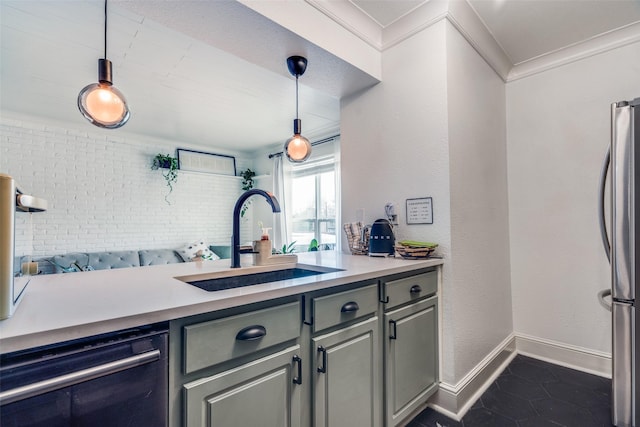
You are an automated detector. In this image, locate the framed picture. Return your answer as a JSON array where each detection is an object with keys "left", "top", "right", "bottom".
[
  {"left": 177, "top": 149, "right": 236, "bottom": 176},
  {"left": 406, "top": 197, "right": 433, "bottom": 224}
]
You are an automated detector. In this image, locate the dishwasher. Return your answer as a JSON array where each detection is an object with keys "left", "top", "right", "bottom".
[{"left": 0, "top": 322, "right": 168, "bottom": 427}]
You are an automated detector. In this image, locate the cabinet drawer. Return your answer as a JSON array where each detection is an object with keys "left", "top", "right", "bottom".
[
  {"left": 312, "top": 283, "right": 378, "bottom": 332},
  {"left": 384, "top": 270, "right": 437, "bottom": 309},
  {"left": 183, "top": 301, "right": 300, "bottom": 374}
]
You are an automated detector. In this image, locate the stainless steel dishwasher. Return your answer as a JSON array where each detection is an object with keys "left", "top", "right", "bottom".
[{"left": 0, "top": 322, "right": 168, "bottom": 427}]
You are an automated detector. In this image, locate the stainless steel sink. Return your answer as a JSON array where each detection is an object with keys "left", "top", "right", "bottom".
[{"left": 178, "top": 266, "right": 343, "bottom": 292}]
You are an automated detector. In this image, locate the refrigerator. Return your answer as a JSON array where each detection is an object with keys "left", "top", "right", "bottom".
[{"left": 599, "top": 97, "right": 639, "bottom": 427}]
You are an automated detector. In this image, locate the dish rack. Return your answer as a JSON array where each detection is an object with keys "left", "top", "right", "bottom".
[{"left": 343, "top": 221, "right": 369, "bottom": 255}]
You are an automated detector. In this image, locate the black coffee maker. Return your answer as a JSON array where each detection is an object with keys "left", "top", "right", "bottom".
[{"left": 367, "top": 219, "right": 395, "bottom": 257}]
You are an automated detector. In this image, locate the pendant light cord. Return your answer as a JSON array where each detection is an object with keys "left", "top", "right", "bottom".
[
  {"left": 103, "top": 0, "right": 108, "bottom": 60},
  {"left": 295, "top": 75, "right": 299, "bottom": 120}
]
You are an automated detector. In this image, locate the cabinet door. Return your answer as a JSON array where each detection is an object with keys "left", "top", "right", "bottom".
[
  {"left": 183, "top": 345, "right": 302, "bottom": 427},
  {"left": 312, "top": 316, "right": 380, "bottom": 427},
  {"left": 384, "top": 296, "right": 438, "bottom": 426}
]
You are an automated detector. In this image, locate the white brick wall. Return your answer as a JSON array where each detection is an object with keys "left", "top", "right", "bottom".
[{"left": 1, "top": 114, "right": 256, "bottom": 258}]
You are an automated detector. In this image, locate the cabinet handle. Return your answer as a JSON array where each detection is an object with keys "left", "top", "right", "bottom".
[
  {"left": 317, "top": 346, "right": 327, "bottom": 373},
  {"left": 0, "top": 350, "right": 160, "bottom": 405},
  {"left": 292, "top": 355, "right": 302, "bottom": 385},
  {"left": 410, "top": 285, "right": 422, "bottom": 294},
  {"left": 389, "top": 320, "right": 397, "bottom": 340},
  {"left": 379, "top": 282, "right": 389, "bottom": 304},
  {"left": 340, "top": 301, "right": 359, "bottom": 313},
  {"left": 235, "top": 325, "right": 267, "bottom": 341}
]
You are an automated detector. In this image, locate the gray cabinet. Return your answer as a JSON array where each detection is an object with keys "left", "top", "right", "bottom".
[
  {"left": 383, "top": 295, "right": 438, "bottom": 426},
  {"left": 312, "top": 316, "right": 380, "bottom": 427},
  {"left": 170, "top": 299, "right": 302, "bottom": 427},
  {"left": 306, "top": 282, "right": 381, "bottom": 427},
  {"left": 172, "top": 267, "right": 439, "bottom": 427},
  {"left": 183, "top": 345, "right": 302, "bottom": 427}
]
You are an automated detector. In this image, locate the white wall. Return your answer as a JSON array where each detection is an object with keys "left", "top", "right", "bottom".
[
  {"left": 507, "top": 41, "right": 640, "bottom": 354},
  {"left": 342, "top": 18, "right": 512, "bottom": 387},
  {"left": 341, "top": 21, "right": 455, "bottom": 383},
  {"left": 341, "top": 21, "right": 451, "bottom": 252},
  {"left": 1, "top": 113, "right": 255, "bottom": 258},
  {"left": 446, "top": 22, "right": 512, "bottom": 381}
]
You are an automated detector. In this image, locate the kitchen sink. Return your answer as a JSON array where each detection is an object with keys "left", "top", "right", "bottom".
[{"left": 179, "top": 266, "right": 343, "bottom": 292}]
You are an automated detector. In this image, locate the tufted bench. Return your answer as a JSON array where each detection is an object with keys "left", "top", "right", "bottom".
[{"left": 38, "top": 246, "right": 231, "bottom": 274}]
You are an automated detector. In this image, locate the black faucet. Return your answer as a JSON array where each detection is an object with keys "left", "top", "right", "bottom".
[{"left": 231, "top": 189, "right": 281, "bottom": 268}]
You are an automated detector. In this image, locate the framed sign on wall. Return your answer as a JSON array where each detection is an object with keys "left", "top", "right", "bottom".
[{"left": 406, "top": 197, "right": 433, "bottom": 224}]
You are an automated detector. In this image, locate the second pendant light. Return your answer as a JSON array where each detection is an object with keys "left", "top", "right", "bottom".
[{"left": 284, "top": 56, "right": 312, "bottom": 163}]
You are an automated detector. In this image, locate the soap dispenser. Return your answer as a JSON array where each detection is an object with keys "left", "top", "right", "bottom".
[{"left": 253, "top": 227, "right": 272, "bottom": 265}]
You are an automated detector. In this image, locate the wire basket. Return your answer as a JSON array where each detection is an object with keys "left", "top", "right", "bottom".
[{"left": 343, "top": 222, "right": 369, "bottom": 255}]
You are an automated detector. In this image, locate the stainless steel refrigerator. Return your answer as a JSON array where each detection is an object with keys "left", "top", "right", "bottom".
[{"left": 599, "top": 97, "right": 639, "bottom": 427}]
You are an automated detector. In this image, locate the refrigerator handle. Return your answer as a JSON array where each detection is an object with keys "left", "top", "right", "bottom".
[
  {"left": 596, "top": 288, "right": 612, "bottom": 312},
  {"left": 598, "top": 146, "right": 611, "bottom": 263}
]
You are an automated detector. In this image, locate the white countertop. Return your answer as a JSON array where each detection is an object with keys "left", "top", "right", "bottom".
[{"left": 0, "top": 252, "right": 442, "bottom": 353}]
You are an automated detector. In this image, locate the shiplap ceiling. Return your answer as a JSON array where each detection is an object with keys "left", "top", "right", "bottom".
[{"left": 1, "top": 0, "right": 639, "bottom": 152}]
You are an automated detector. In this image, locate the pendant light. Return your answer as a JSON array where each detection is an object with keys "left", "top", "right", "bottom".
[
  {"left": 77, "top": 0, "right": 130, "bottom": 129},
  {"left": 284, "top": 56, "right": 312, "bottom": 163}
]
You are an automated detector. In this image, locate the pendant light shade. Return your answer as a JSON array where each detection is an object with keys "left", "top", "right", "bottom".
[
  {"left": 284, "top": 119, "right": 312, "bottom": 162},
  {"left": 77, "top": 1, "right": 130, "bottom": 129},
  {"left": 284, "top": 56, "right": 311, "bottom": 163}
]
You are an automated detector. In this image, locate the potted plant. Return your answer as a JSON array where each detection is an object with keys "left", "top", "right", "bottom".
[
  {"left": 281, "top": 241, "right": 297, "bottom": 254},
  {"left": 239, "top": 168, "right": 256, "bottom": 217},
  {"left": 151, "top": 153, "right": 179, "bottom": 204}
]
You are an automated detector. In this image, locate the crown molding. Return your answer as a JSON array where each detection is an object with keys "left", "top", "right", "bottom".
[
  {"left": 276, "top": 1, "right": 640, "bottom": 84},
  {"left": 443, "top": 0, "right": 512, "bottom": 81},
  {"left": 507, "top": 20, "right": 640, "bottom": 82},
  {"left": 307, "top": 0, "right": 511, "bottom": 81},
  {"left": 380, "top": 0, "right": 511, "bottom": 81},
  {"left": 305, "top": 0, "right": 383, "bottom": 50},
  {"left": 381, "top": 0, "right": 449, "bottom": 51}
]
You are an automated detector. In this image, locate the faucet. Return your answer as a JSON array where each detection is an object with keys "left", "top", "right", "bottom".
[{"left": 231, "top": 189, "right": 281, "bottom": 268}]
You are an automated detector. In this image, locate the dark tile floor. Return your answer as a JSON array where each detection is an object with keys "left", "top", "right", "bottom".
[{"left": 408, "top": 355, "right": 612, "bottom": 427}]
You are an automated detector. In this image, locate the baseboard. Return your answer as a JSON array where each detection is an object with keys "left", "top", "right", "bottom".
[
  {"left": 428, "top": 333, "right": 517, "bottom": 420},
  {"left": 427, "top": 332, "right": 612, "bottom": 420},
  {"left": 514, "top": 333, "right": 612, "bottom": 378}
]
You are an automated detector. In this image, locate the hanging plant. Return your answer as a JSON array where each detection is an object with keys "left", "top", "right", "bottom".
[
  {"left": 240, "top": 168, "right": 256, "bottom": 191},
  {"left": 151, "top": 153, "right": 179, "bottom": 204},
  {"left": 239, "top": 168, "right": 256, "bottom": 217}
]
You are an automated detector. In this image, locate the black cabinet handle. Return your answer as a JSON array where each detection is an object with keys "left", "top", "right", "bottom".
[
  {"left": 389, "top": 320, "right": 397, "bottom": 340},
  {"left": 410, "top": 285, "right": 422, "bottom": 294},
  {"left": 340, "top": 301, "right": 359, "bottom": 313},
  {"left": 235, "top": 325, "right": 267, "bottom": 341},
  {"left": 317, "top": 346, "right": 327, "bottom": 373},
  {"left": 379, "top": 283, "right": 389, "bottom": 304},
  {"left": 292, "top": 355, "right": 302, "bottom": 385}
]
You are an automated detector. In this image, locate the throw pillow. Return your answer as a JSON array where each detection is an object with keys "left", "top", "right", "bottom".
[{"left": 178, "top": 241, "right": 220, "bottom": 262}]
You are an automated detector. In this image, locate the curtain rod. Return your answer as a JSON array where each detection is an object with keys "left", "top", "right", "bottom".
[{"left": 268, "top": 134, "right": 340, "bottom": 159}]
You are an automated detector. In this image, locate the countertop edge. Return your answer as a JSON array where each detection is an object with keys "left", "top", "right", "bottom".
[{"left": 0, "top": 254, "right": 443, "bottom": 353}]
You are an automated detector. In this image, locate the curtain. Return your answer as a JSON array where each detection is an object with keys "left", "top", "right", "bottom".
[{"left": 271, "top": 155, "right": 288, "bottom": 250}]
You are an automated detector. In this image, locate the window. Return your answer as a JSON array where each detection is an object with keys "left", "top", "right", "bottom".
[{"left": 290, "top": 156, "right": 337, "bottom": 251}]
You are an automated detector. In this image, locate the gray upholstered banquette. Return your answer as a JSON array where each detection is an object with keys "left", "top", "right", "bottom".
[{"left": 37, "top": 245, "right": 231, "bottom": 275}]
